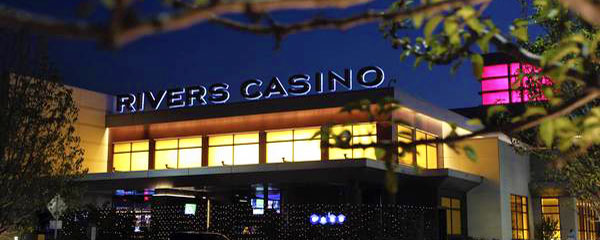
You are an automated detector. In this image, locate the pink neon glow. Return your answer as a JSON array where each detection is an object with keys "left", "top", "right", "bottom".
[
  {"left": 509, "top": 63, "right": 521, "bottom": 76},
  {"left": 481, "top": 62, "right": 553, "bottom": 105},
  {"left": 482, "top": 92, "right": 510, "bottom": 105},
  {"left": 481, "top": 78, "right": 509, "bottom": 91},
  {"left": 481, "top": 64, "right": 508, "bottom": 78}
]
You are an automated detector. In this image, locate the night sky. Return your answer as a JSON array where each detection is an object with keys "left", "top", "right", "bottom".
[{"left": 6, "top": 0, "right": 524, "bottom": 109}]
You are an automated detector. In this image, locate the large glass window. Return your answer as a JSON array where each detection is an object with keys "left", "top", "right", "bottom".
[
  {"left": 266, "top": 127, "right": 321, "bottom": 163},
  {"left": 511, "top": 194, "right": 530, "bottom": 240},
  {"left": 208, "top": 133, "right": 259, "bottom": 166},
  {"left": 155, "top": 136, "right": 203, "bottom": 170},
  {"left": 113, "top": 141, "right": 149, "bottom": 171},
  {"left": 397, "top": 125, "right": 438, "bottom": 169},
  {"left": 441, "top": 197, "right": 462, "bottom": 235},
  {"left": 541, "top": 197, "right": 561, "bottom": 239},
  {"left": 578, "top": 201, "right": 598, "bottom": 240},
  {"left": 329, "top": 123, "right": 377, "bottom": 160}
]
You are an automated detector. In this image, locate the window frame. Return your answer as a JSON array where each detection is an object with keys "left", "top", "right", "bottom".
[
  {"left": 154, "top": 136, "right": 203, "bottom": 169},
  {"left": 112, "top": 140, "right": 150, "bottom": 172},
  {"left": 208, "top": 132, "right": 260, "bottom": 166},
  {"left": 328, "top": 122, "right": 377, "bottom": 160},
  {"left": 441, "top": 197, "right": 462, "bottom": 236},
  {"left": 578, "top": 201, "right": 599, "bottom": 240},
  {"left": 266, "top": 127, "right": 321, "bottom": 163},
  {"left": 541, "top": 197, "right": 561, "bottom": 240},
  {"left": 511, "top": 194, "right": 530, "bottom": 240}
]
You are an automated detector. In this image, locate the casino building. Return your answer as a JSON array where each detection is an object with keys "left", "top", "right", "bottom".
[{"left": 71, "top": 62, "right": 597, "bottom": 240}]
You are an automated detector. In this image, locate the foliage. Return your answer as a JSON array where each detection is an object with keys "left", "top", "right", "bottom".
[
  {"left": 0, "top": 30, "right": 86, "bottom": 235},
  {"left": 534, "top": 216, "right": 559, "bottom": 240}
]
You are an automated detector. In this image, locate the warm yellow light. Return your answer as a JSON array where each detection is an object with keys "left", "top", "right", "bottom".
[
  {"left": 353, "top": 123, "right": 377, "bottom": 135},
  {"left": 114, "top": 143, "right": 131, "bottom": 153},
  {"left": 233, "top": 144, "right": 259, "bottom": 165},
  {"left": 353, "top": 147, "right": 376, "bottom": 160},
  {"left": 427, "top": 145, "right": 438, "bottom": 169},
  {"left": 155, "top": 150, "right": 178, "bottom": 169},
  {"left": 329, "top": 147, "right": 353, "bottom": 160},
  {"left": 267, "top": 130, "right": 293, "bottom": 142},
  {"left": 208, "top": 146, "right": 233, "bottom": 166},
  {"left": 416, "top": 145, "right": 427, "bottom": 168},
  {"left": 330, "top": 125, "right": 352, "bottom": 135},
  {"left": 113, "top": 153, "right": 130, "bottom": 171},
  {"left": 156, "top": 139, "right": 178, "bottom": 150},
  {"left": 179, "top": 148, "right": 202, "bottom": 168},
  {"left": 294, "top": 127, "right": 320, "bottom": 140},
  {"left": 131, "top": 152, "right": 149, "bottom": 171},
  {"left": 267, "top": 142, "right": 292, "bottom": 163},
  {"left": 131, "top": 141, "right": 149, "bottom": 151},
  {"left": 293, "top": 140, "right": 320, "bottom": 161},
  {"left": 209, "top": 135, "right": 233, "bottom": 146},
  {"left": 234, "top": 133, "right": 259, "bottom": 144},
  {"left": 179, "top": 137, "right": 202, "bottom": 148}
]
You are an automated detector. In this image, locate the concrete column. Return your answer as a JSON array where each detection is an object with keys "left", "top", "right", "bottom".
[{"left": 559, "top": 197, "right": 579, "bottom": 239}]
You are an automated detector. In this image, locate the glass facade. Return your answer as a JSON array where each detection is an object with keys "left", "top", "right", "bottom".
[
  {"left": 481, "top": 63, "right": 551, "bottom": 105},
  {"left": 109, "top": 122, "right": 441, "bottom": 171},
  {"left": 113, "top": 141, "right": 149, "bottom": 171},
  {"left": 397, "top": 125, "right": 438, "bottom": 169},
  {"left": 208, "top": 133, "right": 259, "bottom": 166},
  {"left": 511, "top": 194, "right": 529, "bottom": 240},
  {"left": 441, "top": 197, "right": 461, "bottom": 235},
  {"left": 578, "top": 201, "right": 598, "bottom": 240},
  {"left": 541, "top": 197, "right": 560, "bottom": 239},
  {"left": 155, "top": 136, "right": 203, "bottom": 169},
  {"left": 329, "top": 123, "right": 377, "bottom": 160},
  {"left": 266, "top": 127, "right": 321, "bottom": 163}
]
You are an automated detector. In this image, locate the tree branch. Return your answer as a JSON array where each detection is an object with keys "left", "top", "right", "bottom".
[
  {"left": 210, "top": 0, "right": 491, "bottom": 37},
  {"left": 557, "top": 0, "right": 600, "bottom": 26}
]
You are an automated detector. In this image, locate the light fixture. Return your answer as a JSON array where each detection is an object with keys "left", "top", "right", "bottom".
[{"left": 310, "top": 214, "right": 319, "bottom": 224}]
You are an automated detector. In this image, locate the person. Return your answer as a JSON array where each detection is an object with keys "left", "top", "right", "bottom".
[{"left": 566, "top": 229, "right": 576, "bottom": 240}]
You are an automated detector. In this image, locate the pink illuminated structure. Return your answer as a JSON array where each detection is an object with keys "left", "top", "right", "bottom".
[{"left": 480, "top": 62, "right": 552, "bottom": 105}]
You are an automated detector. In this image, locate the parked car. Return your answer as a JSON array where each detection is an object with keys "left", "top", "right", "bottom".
[{"left": 171, "top": 231, "right": 230, "bottom": 240}]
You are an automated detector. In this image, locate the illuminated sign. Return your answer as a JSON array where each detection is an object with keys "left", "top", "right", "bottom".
[
  {"left": 115, "top": 66, "right": 385, "bottom": 113},
  {"left": 184, "top": 203, "right": 197, "bottom": 215},
  {"left": 309, "top": 213, "right": 346, "bottom": 225}
]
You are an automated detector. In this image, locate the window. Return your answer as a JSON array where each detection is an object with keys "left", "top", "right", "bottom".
[
  {"left": 329, "top": 123, "right": 377, "bottom": 160},
  {"left": 416, "top": 131, "right": 438, "bottom": 169},
  {"left": 481, "top": 63, "right": 551, "bottom": 105},
  {"left": 113, "top": 141, "right": 149, "bottom": 171},
  {"left": 397, "top": 125, "right": 438, "bottom": 169},
  {"left": 578, "top": 201, "right": 598, "bottom": 240},
  {"left": 441, "top": 197, "right": 461, "bottom": 235},
  {"left": 511, "top": 194, "right": 530, "bottom": 240},
  {"left": 266, "top": 127, "right": 321, "bottom": 163},
  {"left": 397, "top": 125, "right": 413, "bottom": 165},
  {"left": 541, "top": 197, "right": 560, "bottom": 239},
  {"left": 208, "top": 133, "right": 259, "bottom": 166},
  {"left": 155, "top": 137, "right": 203, "bottom": 170}
]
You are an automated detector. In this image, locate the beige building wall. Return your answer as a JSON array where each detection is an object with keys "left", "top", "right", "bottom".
[
  {"left": 443, "top": 137, "right": 532, "bottom": 240},
  {"left": 70, "top": 86, "right": 111, "bottom": 173}
]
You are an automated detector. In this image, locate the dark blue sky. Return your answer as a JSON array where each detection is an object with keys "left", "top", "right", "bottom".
[{"left": 10, "top": 0, "right": 524, "bottom": 109}]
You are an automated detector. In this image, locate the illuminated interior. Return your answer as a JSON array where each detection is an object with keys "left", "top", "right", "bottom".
[
  {"left": 155, "top": 137, "right": 203, "bottom": 169},
  {"left": 541, "top": 197, "right": 561, "bottom": 239},
  {"left": 511, "top": 194, "right": 530, "bottom": 240},
  {"left": 113, "top": 141, "right": 149, "bottom": 171},
  {"left": 578, "top": 201, "right": 598, "bottom": 240},
  {"left": 266, "top": 127, "right": 321, "bottom": 163},
  {"left": 397, "top": 125, "right": 438, "bottom": 169},
  {"left": 441, "top": 197, "right": 461, "bottom": 235},
  {"left": 481, "top": 63, "right": 552, "bottom": 105},
  {"left": 329, "top": 122, "right": 377, "bottom": 160},
  {"left": 208, "top": 133, "right": 259, "bottom": 166}
]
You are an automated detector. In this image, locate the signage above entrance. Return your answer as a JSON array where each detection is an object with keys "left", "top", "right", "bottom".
[{"left": 115, "top": 66, "right": 385, "bottom": 113}]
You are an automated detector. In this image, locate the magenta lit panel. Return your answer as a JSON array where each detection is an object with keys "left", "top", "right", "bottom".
[
  {"left": 481, "top": 78, "right": 509, "bottom": 91},
  {"left": 482, "top": 92, "right": 510, "bottom": 105},
  {"left": 481, "top": 64, "right": 508, "bottom": 78},
  {"left": 511, "top": 90, "right": 523, "bottom": 103},
  {"left": 509, "top": 63, "right": 521, "bottom": 76}
]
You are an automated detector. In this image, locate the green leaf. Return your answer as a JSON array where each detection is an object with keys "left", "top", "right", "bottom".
[
  {"left": 463, "top": 145, "right": 477, "bottom": 162},
  {"left": 467, "top": 118, "right": 483, "bottom": 126},
  {"left": 523, "top": 106, "right": 547, "bottom": 118},
  {"left": 470, "top": 54, "right": 484, "bottom": 78},
  {"left": 487, "top": 105, "right": 507, "bottom": 119},
  {"left": 413, "top": 13, "right": 425, "bottom": 28},
  {"left": 510, "top": 18, "right": 529, "bottom": 42},
  {"left": 375, "top": 148, "right": 387, "bottom": 160},
  {"left": 424, "top": 15, "right": 444, "bottom": 41},
  {"left": 539, "top": 120, "right": 555, "bottom": 148}
]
